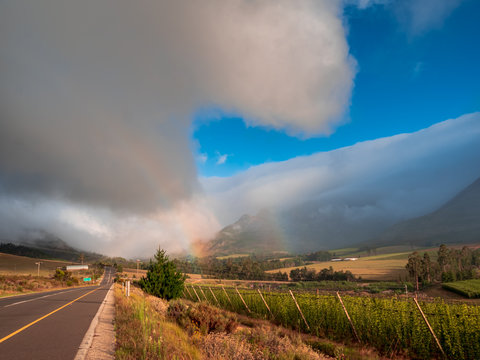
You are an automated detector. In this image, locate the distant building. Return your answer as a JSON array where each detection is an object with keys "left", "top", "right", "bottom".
[
  {"left": 331, "top": 258, "right": 343, "bottom": 262},
  {"left": 344, "top": 257, "right": 358, "bottom": 261},
  {"left": 66, "top": 265, "right": 89, "bottom": 271}
]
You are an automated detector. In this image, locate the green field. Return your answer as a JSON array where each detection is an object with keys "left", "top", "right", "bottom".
[
  {"left": 184, "top": 285, "right": 480, "bottom": 359},
  {"left": 0, "top": 252, "right": 73, "bottom": 276},
  {"left": 443, "top": 279, "right": 480, "bottom": 298}
]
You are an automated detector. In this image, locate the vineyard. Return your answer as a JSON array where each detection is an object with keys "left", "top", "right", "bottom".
[
  {"left": 182, "top": 285, "right": 480, "bottom": 359},
  {"left": 443, "top": 279, "right": 480, "bottom": 298}
]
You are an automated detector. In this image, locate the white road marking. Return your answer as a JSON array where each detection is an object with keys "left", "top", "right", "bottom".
[{"left": 3, "top": 289, "right": 77, "bottom": 308}]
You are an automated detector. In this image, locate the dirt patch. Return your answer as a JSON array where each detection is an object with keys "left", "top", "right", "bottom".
[{"left": 421, "top": 284, "right": 480, "bottom": 304}]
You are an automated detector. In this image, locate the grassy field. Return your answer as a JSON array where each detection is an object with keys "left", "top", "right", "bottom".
[
  {"left": 120, "top": 267, "right": 147, "bottom": 279},
  {"left": 216, "top": 253, "right": 250, "bottom": 260},
  {"left": 267, "top": 244, "right": 471, "bottom": 281},
  {"left": 332, "top": 245, "right": 439, "bottom": 258},
  {"left": 267, "top": 255, "right": 409, "bottom": 281},
  {"left": 0, "top": 252, "right": 74, "bottom": 276},
  {"left": 443, "top": 279, "right": 480, "bottom": 298}
]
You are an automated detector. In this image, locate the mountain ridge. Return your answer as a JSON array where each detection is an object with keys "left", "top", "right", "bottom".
[
  {"left": 204, "top": 176, "right": 480, "bottom": 256},
  {"left": 365, "top": 177, "right": 480, "bottom": 247}
]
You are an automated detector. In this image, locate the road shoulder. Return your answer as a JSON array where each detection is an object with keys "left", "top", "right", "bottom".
[{"left": 75, "top": 284, "right": 115, "bottom": 360}]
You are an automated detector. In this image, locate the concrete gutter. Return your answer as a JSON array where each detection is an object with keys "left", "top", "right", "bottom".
[{"left": 74, "top": 283, "right": 115, "bottom": 360}]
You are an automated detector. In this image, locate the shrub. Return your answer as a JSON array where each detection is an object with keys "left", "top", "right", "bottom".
[
  {"left": 167, "top": 300, "right": 238, "bottom": 335},
  {"left": 139, "top": 248, "right": 185, "bottom": 300}
]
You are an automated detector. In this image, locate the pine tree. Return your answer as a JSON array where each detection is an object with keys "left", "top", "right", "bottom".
[{"left": 139, "top": 248, "right": 185, "bottom": 300}]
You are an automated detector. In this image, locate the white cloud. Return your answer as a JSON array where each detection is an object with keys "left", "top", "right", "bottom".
[
  {"left": 346, "top": 0, "right": 391, "bottom": 10},
  {"left": 412, "top": 61, "right": 424, "bottom": 78},
  {"left": 0, "top": 1, "right": 357, "bottom": 255},
  {"left": 198, "top": 153, "right": 208, "bottom": 164},
  {"left": 349, "top": 0, "right": 464, "bottom": 35},
  {"left": 202, "top": 113, "right": 480, "bottom": 227},
  {"left": 0, "top": 0, "right": 355, "bottom": 212},
  {"left": 1, "top": 113, "right": 478, "bottom": 257},
  {"left": 216, "top": 154, "right": 228, "bottom": 165},
  {"left": 393, "top": 0, "right": 464, "bottom": 35},
  {"left": 1, "top": 1, "right": 474, "bottom": 257}
]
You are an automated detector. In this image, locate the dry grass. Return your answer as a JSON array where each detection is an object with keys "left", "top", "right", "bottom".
[
  {"left": 0, "top": 274, "right": 88, "bottom": 297},
  {"left": 114, "top": 285, "right": 201, "bottom": 360},
  {"left": 267, "top": 257, "right": 408, "bottom": 281},
  {"left": 0, "top": 252, "right": 73, "bottom": 276},
  {"left": 216, "top": 254, "right": 250, "bottom": 260},
  {"left": 115, "top": 285, "right": 335, "bottom": 359},
  {"left": 120, "top": 268, "right": 147, "bottom": 280}
]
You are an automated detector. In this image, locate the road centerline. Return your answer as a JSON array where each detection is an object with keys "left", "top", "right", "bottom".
[
  {"left": 0, "top": 287, "right": 100, "bottom": 344},
  {"left": 3, "top": 289, "right": 78, "bottom": 308}
]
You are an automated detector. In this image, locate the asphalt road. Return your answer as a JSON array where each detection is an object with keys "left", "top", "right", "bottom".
[{"left": 0, "top": 266, "right": 114, "bottom": 360}]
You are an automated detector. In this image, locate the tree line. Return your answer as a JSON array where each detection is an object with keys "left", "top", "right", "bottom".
[
  {"left": 174, "top": 256, "right": 288, "bottom": 281},
  {"left": 406, "top": 244, "right": 480, "bottom": 290},
  {"left": 289, "top": 266, "right": 356, "bottom": 282}
]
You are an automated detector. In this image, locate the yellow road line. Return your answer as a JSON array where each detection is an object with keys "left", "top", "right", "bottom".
[{"left": 0, "top": 287, "right": 100, "bottom": 344}]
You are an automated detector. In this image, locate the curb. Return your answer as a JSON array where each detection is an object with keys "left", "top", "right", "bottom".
[{"left": 74, "top": 283, "right": 114, "bottom": 360}]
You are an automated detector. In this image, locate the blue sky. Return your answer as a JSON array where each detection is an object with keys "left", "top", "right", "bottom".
[{"left": 193, "top": 0, "right": 480, "bottom": 177}]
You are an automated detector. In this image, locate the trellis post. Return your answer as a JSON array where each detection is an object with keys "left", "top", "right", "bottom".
[
  {"left": 191, "top": 286, "right": 201, "bottom": 302},
  {"left": 209, "top": 286, "right": 220, "bottom": 305},
  {"left": 336, "top": 292, "right": 360, "bottom": 342},
  {"left": 199, "top": 286, "right": 209, "bottom": 302},
  {"left": 221, "top": 285, "right": 233, "bottom": 306},
  {"left": 257, "top": 289, "right": 273, "bottom": 317},
  {"left": 185, "top": 286, "right": 193, "bottom": 300},
  {"left": 413, "top": 297, "right": 446, "bottom": 358},
  {"left": 289, "top": 290, "right": 310, "bottom": 330},
  {"left": 235, "top": 287, "right": 251, "bottom": 313}
]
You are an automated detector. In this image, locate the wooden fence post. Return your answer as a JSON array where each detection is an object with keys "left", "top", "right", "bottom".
[
  {"left": 191, "top": 286, "right": 201, "bottom": 302},
  {"left": 199, "top": 287, "right": 209, "bottom": 302},
  {"left": 222, "top": 285, "right": 233, "bottom": 306},
  {"left": 235, "top": 287, "right": 251, "bottom": 313},
  {"left": 289, "top": 290, "right": 310, "bottom": 330},
  {"left": 209, "top": 287, "right": 220, "bottom": 306},
  {"left": 413, "top": 297, "right": 446, "bottom": 358},
  {"left": 336, "top": 292, "right": 360, "bottom": 342},
  {"left": 257, "top": 289, "right": 273, "bottom": 317},
  {"left": 185, "top": 286, "right": 193, "bottom": 300}
]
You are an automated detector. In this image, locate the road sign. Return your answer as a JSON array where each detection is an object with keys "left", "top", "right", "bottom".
[{"left": 83, "top": 277, "right": 91, "bottom": 282}]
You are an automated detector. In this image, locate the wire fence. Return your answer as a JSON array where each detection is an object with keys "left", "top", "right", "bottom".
[{"left": 182, "top": 284, "right": 480, "bottom": 359}]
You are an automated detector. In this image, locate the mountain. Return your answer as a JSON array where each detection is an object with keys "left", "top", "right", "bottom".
[
  {"left": 367, "top": 177, "right": 480, "bottom": 247},
  {"left": 279, "top": 200, "right": 396, "bottom": 253},
  {"left": 202, "top": 210, "right": 286, "bottom": 256},
  {"left": 0, "top": 231, "right": 104, "bottom": 262},
  {"left": 204, "top": 177, "right": 480, "bottom": 256},
  {"left": 204, "top": 204, "right": 396, "bottom": 256}
]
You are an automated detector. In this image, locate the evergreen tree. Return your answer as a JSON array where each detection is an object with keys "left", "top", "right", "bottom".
[{"left": 139, "top": 248, "right": 185, "bottom": 300}]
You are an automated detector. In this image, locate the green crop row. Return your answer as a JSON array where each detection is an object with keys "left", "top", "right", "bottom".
[
  {"left": 183, "top": 285, "right": 480, "bottom": 360},
  {"left": 443, "top": 279, "right": 480, "bottom": 298}
]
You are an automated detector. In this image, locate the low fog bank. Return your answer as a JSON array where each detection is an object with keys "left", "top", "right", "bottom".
[
  {"left": 1, "top": 113, "right": 479, "bottom": 257},
  {"left": 202, "top": 113, "right": 480, "bottom": 251}
]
